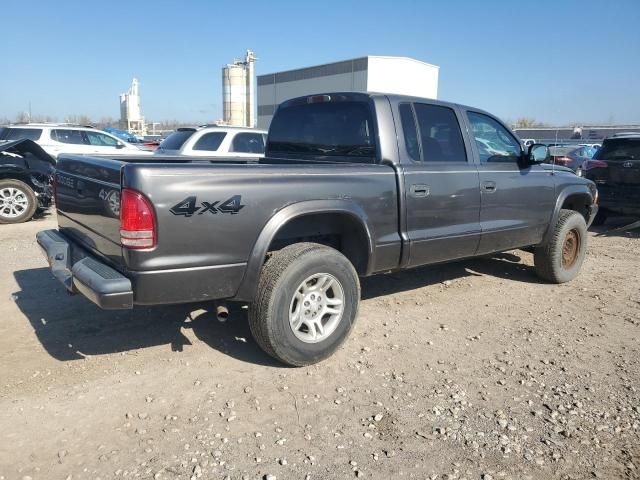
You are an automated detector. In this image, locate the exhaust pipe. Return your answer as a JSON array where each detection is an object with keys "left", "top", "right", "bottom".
[{"left": 216, "top": 303, "right": 229, "bottom": 322}]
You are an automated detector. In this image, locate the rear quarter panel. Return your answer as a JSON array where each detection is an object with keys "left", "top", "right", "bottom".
[{"left": 122, "top": 162, "right": 400, "bottom": 274}]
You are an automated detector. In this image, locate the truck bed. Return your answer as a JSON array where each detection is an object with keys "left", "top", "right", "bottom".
[{"left": 53, "top": 154, "right": 401, "bottom": 305}]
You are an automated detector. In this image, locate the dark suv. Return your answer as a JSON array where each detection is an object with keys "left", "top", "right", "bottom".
[{"left": 583, "top": 135, "right": 640, "bottom": 224}]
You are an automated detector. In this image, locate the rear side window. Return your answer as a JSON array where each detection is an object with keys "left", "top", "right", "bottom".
[
  {"left": 399, "top": 104, "right": 420, "bottom": 161},
  {"left": 268, "top": 100, "right": 376, "bottom": 161},
  {"left": 51, "top": 129, "right": 86, "bottom": 144},
  {"left": 595, "top": 139, "right": 640, "bottom": 160},
  {"left": 0, "top": 128, "right": 43, "bottom": 141},
  {"left": 413, "top": 103, "right": 467, "bottom": 162},
  {"left": 160, "top": 130, "right": 195, "bottom": 150},
  {"left": 193, "top": 132, "right": 226, "bottom": 151},
  {"left": 231, "top": 132, "right": 265, "bottom": 153}
]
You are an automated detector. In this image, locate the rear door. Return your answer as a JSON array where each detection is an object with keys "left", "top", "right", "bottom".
[
  {"left": 463, "top": 110, "right": 555, "bottom": 253},
  {"left": 397, "top": 101, "right": 481, "bottom": 266}
]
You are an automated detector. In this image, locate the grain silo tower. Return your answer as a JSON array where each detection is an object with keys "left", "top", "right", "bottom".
[
  {"left": 119, "top": 78, "right": 147, "bottom": 135},
  {"left": 222, "top": 50, "right": 256, "bottom": 127}
]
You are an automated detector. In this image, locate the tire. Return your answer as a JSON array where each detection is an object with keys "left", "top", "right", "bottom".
[
  {"left": 249, "top": 242, "right": 360, "bottom": 366},
  {"left": 0, "top": 179, "right": 38, "bottom": 224},
  {"left": 591, "top": 209, "right": 608, "bottom": 226},
  {"left": 534, "top": 209, "right": 588, "bottom": 283}
]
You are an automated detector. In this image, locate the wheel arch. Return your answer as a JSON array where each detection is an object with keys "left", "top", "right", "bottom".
[
  {"left": 542, "top": 185, "right": 594, "bottom": 244},
  {"left": 233, "top": 200, "right": 375, "bottom": 302}
]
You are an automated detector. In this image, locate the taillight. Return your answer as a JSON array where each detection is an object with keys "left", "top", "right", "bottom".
[
  {"left": 582, "top": 159, "right": 608, "bottom": 171},
  {"left": 120, "top": 189, "right": 156, "bottom": 249},
  {"left": 51, "top": 173, "right": 57, "bottom": 201},
  {"left": 553, "top": 156, "right": 572, "bottom": 166}
]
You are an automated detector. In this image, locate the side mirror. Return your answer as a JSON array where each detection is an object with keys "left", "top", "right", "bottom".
[
  {"left": 528, "top": 144, "right": 549, "bottom": 164},
  {"left": 115, "top": 143, "right": 125, "bottom": 149}
]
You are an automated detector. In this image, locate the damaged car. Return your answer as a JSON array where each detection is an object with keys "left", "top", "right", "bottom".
[{"left": 0, "top": 138, "right": 55, "bottom": 223}]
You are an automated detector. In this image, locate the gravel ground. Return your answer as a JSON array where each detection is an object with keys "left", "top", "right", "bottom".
[{"left": 1, "top": 212, "right": 639, "bottom": 480}]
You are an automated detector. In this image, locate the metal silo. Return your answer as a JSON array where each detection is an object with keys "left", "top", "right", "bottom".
[{"left": 222, "top": 50, "right": 256, "bottom": 127}]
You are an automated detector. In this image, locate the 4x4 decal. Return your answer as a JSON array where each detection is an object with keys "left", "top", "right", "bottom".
[{"left": 170, "top": 195, "right": 244, "bottom": 217}]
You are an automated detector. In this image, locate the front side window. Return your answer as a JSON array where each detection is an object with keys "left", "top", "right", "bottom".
[
  {"left": 231, "top": 132, "right": 265, "bottom": 153},
  {"left": 413, "top": 103, "right": 467, "bottom": 162},
  {"left": 51, "top": 129, "right": 86, "bottom": 145},
  {"left": 467, "top": 112, "right": 522, "bottom": 163},
  {"left": 0, "top": 128, "right": 43, "bottom": 141},
  {"left": 86, "top": 131, "right": 120, "bottom": 146},
  {"left": 193, "top": 132, "right": 227, "bottom": 151}
]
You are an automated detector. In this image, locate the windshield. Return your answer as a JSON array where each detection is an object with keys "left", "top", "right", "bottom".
[
  {"left": 158, "top": 130, "right": 195, "bottom": 151},
  {"left": 267, "top": 101, "right": 376, "bottom": 162},
  {"left": 594, "top": 138, "right": 640, "bottom": 160}
]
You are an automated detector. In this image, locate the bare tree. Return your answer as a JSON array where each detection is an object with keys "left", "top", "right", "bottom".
[{"left": 14, "top": 112, "right": 30, "bottom": 123}]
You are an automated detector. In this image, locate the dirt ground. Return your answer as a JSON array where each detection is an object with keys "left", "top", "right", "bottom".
[{"left": 1, "top": 212, "right": 639, "bottom": 480}]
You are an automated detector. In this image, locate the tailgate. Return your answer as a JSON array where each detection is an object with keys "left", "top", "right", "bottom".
[
  {"left": 605, "top": 159, "right": 640, "bottom": 186},
  {"left": 55, "top": 155, "right": 124, "bottom": 267}
]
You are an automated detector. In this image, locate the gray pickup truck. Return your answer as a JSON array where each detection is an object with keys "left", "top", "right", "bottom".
[{"left": 37, "top": 92, "right": 598, "bottom": 366}]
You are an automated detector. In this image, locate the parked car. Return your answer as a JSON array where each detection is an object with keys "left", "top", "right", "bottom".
[
  {"left": 583, "top": 134, "right": 640, "bottom": 224},
  {"left": 154, "top": 126, "right": 267, "bottom": 158},
  {"left": 547, "top": 145, "right": 595, "bottom": 175},
  {"left": 37, "top": 92, "right": 597, "bottom": 366},
  {"left": 0, "top": 124, "right": 152, "bottom": 159},
  {"left": 0, "top": 139, "right": 54, "bottom": 223}
]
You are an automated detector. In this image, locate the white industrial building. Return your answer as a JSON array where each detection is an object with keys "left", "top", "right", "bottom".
[
  {"left": 222, "top": 50, "right": 257, "bottom": 127},
  {"left": 119, "top": 78, "right": 146, "bottom": 135},
  {"left": 256, "top": 56, "right": 439, "bottom": 128}
]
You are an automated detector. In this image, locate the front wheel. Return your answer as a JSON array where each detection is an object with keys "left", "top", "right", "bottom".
[
  {"left": 534, "top": 209, "right": 588, "bottom": 283},
  {"left": 249, "top": 243, "right": 360, "bottom": 366},
  {"left": 0, "top": 179, "right": 38, "bottom": 224}
]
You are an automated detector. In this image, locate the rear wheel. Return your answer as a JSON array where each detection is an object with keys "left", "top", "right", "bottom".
[
  {"left": 0, "top": 179, "right": 38, "bottom": 224},
  {"left": 534, "top": 209, "right": 588, "bottom": 283},
  {"left": 249, "top": 243, "right": 360, "bottom": 366}
]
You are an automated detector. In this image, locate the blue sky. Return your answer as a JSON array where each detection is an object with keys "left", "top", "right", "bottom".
[{"left": 2, "top": 0, "right": 638, "bottom": 125}]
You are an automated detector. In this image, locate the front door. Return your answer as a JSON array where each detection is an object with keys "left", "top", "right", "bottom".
[
  {"left": 463, "top": 110, "right": 556, "bottom": 254},
  {"left": 397, "top": 102, "right": 482, "bottom": 267}
]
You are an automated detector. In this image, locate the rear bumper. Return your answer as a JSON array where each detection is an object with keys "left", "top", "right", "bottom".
[
  {"left": 37, "top": 229, "right": 134, "bottom": 309},
  {"left": 596, "top": 185, "right": 640, "bottom": 215},
  {"left": 36, "top": 229, "right": 246, "bottom": 310}
]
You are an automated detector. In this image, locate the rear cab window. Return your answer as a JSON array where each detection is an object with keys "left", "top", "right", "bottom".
[
  {"left": 0, "top": 128, "right": 43, "bottom": 141},
  {"left": 159, "top": 129, "right": 196, "bottom": 150},
  {"left": 267, "top": 98, "right": 377, "bottom": 162}
]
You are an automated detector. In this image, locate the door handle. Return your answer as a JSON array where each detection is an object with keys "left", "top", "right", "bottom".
[
  {"left": 481, "top": 181, "right": 496, "bottom": 193},
  {"left": 410, "top": 184, "right": 429, "bottom": 198}
]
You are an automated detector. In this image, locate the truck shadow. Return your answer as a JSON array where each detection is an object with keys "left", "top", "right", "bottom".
[
  {"left": 14, "top": 254, "right": 539, "bottom": 365},
  {"left": 361, "top": 251, "right": 540, "bottom": 299},
  {"left": 589, "top": 216, "right": 640, "bottom": 239},
  {"left": 12, "top": 268, "right": 279, "bottom": 367}
]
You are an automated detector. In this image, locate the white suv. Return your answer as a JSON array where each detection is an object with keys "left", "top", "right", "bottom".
[
  {"left": 0, "top": 124, "right": 151, "bottom": 159},
  {"left": 154, "top": 126, "right": 267, "bottom": 158}
]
